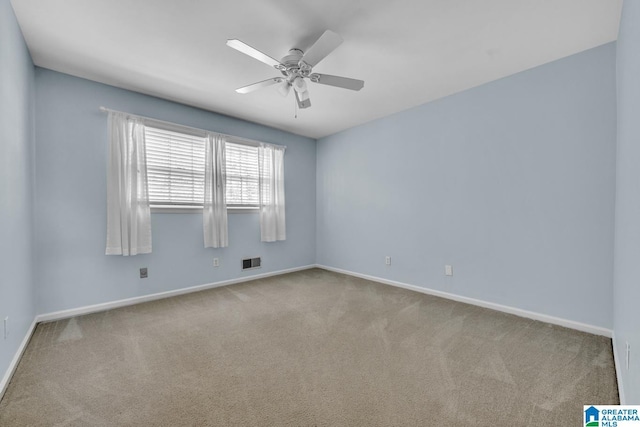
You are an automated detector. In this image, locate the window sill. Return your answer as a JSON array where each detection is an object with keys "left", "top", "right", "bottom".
[{"left": 151, "top": 206, "right": 259, "bottom": 214}]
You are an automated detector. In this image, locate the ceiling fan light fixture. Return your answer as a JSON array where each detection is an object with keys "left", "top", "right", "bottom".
[
  {"left": 277, "top": 80, "right": 291, "bottom": 97},
  {"left": 292, "top": 76, "right": 307, "bottom": 93}
]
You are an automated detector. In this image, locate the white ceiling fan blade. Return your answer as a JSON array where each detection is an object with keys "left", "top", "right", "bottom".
[
  {"left": 226, "top": 39, "right": 282, "bottom": 68},
  {"left": 294, "top": 90, "right": 311, "bottom": 109},
  {"left": 311, "top": 74, "right": 364, "bottom": 91},
  {"left": 236, "top": 78, "right": 282, "bottom": 94},
  {"left": 299, "top": 30, "right": 343, "bottom": 68}
]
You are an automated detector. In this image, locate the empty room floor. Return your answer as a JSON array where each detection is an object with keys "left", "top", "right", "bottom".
[{"left": 0, "top": 269, "right": 618, "bottom": 426}]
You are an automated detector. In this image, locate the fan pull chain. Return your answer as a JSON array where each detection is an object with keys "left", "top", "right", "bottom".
[{"left": 294, "top": 96, "right": 298, "bottom": 119}]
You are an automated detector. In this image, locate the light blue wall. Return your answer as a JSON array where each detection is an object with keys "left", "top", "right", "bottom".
[
  {"left": 0, "top": 0, "right": 36, "bottom": 382},
  {"left": 34, "top": 69, "right": 316, "bottom": 314},
  {"left": 317, "top": 43, "right": 617, "bottom": 329},
  {"left": 613, "top": 0, "right": 640, "bottom": 404}
]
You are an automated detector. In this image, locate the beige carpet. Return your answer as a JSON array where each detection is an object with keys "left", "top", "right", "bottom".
[{"left": 0, "top": 268, "right": 618, "bottom": 426}]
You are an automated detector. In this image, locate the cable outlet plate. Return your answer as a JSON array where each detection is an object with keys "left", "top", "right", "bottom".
[
  {"left": 213, "top": 258, "right": 219, "bottom": 267},
  {"left": 140, "top": 268, "right": 148, "bottom": 279}
]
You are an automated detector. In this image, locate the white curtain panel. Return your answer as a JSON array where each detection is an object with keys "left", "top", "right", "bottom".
[
  {"left": 203, "top": 133, "right": 229, "bottom": 248},
  {"left": 105, "top": 112, "right": 152, "bottom": 256},
  {"left": 258, "top": 144, "right": 286, "bottom": 242}
]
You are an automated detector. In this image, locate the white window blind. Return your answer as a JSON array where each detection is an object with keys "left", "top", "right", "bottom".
[
  {"left": 144, "top": 126, "right": 264, "bottom": 208},
  {"left": 145, "top": 126, "right": 206, "bottom": 206},
  {"left": 226, "top": 142, "right": 259, "bottom": 207}
]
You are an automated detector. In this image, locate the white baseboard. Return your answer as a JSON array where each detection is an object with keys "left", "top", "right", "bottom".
[
  {"left": 316, "top": 264, "right": 613, "bottom": 338},
  {"left": 37, "top": 264, "right": 317, "bottom": 323},
  {"left": 0, "top": 318, "right": 37, "bottom": 402},
  {"left": 612, "top": 333, "right": 626, "bottom": 404}
]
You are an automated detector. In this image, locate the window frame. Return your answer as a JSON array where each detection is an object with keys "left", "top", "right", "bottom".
[
  {"left": 142, "top": 121, "right": 266, "bottom": 214},
  {"left": 224, "top": 140, "right": 261, "bottom": 210}
]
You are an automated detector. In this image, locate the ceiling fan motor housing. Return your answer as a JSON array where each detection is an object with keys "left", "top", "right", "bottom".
[
  {"left": 278, "top": 49, "right": 313, "bottom": 79},
  {"left": 281, "top": 49, "right": 303, "bottom": 67}
]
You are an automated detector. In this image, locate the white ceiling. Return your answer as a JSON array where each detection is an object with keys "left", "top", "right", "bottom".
[{"left": 11, "top": 0, "right": 622, "bottom": 139}]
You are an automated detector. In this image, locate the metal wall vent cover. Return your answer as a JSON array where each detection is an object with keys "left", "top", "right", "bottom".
[{"left": 242, "top": 257, "right": 261, "bottom": 270}]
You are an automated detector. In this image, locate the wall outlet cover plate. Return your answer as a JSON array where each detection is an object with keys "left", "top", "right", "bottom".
[{"left": 445, "top": 265, "right": 453, "bottom": 276}]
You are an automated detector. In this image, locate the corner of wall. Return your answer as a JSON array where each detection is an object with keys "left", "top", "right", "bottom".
[
  {"left": 0, "top": 0, "right": 38, "bottom": 402},
  {"left": 612, "top": 0, "right": 640, "bottom": 405}
]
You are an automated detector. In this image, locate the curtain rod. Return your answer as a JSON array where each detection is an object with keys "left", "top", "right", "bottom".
[{"left": 99, "top": 106, "right": 286, "bottom": 149}]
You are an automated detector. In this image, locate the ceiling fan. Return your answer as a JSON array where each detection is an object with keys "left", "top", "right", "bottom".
[{"left": 226, "top": 30, "right": 364, "bottom": 109}]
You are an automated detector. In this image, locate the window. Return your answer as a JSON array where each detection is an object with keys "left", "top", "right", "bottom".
[
  {"left": 145, "top": 125, "right": 261, "bottom": 209},
  {"left": 225, "top": 142, "right": 259, "bottom": 207},
  {"left": 146, "top": 126, "right": 205, "bottom": 206}
]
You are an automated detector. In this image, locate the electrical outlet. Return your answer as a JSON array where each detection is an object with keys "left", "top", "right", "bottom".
[
  {"left": 385, "top": 256, "right": 391, "bottom": 266},
  {"left": 626, "top": 342, "right": 630, "bottom": 370},
  {"left": 140, "top": 267, "right": 148, "bottom": 279},
  {"left": 445, "top": 265, "right": 453, "bottom": 276},
  {"left": 213, "top": 258, "right": 219, "bottom": 267},
  {"left": 3, "top": 317, "right": 8, "bottom": 340}
]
